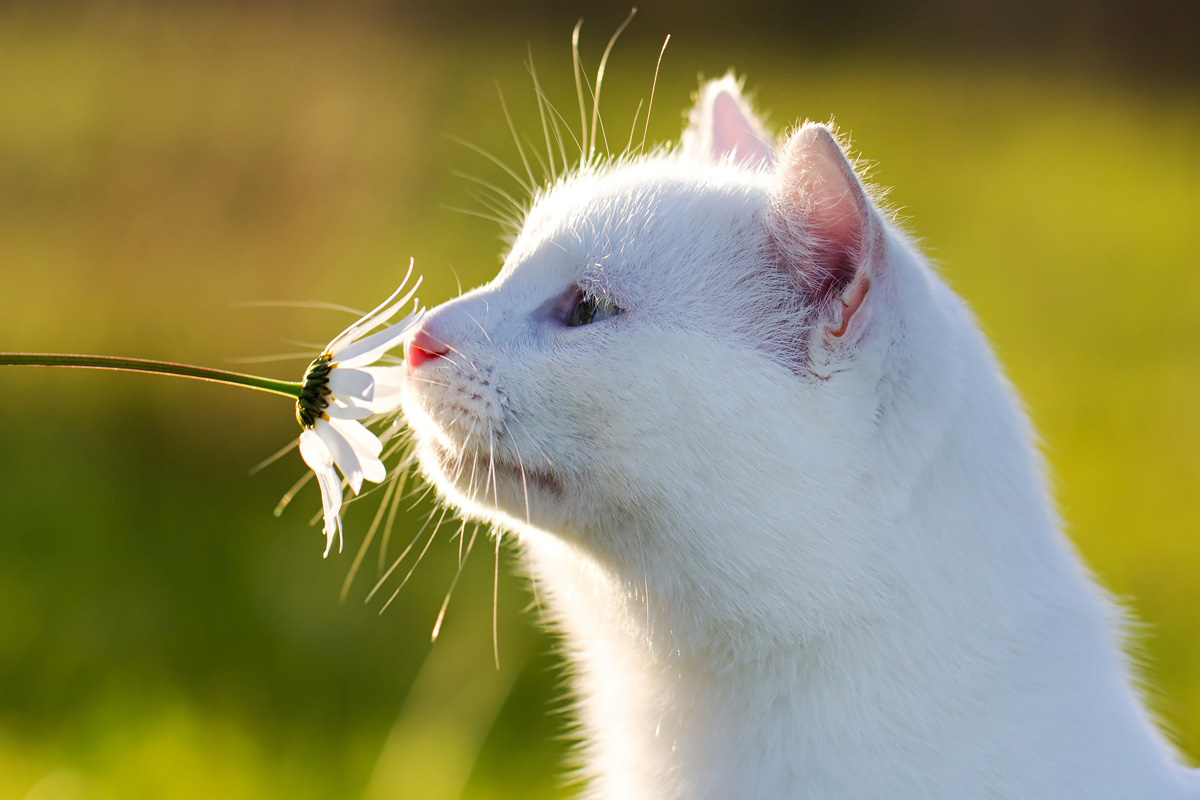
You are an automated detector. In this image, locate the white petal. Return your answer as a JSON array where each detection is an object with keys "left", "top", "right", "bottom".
[
  {"left": 315, "top": 418, "right": 365, "bottom": 494},
  {"left": 327, "top": 278, "right": 411, "bottom": 350},
  {"left": 328, "top": 415, "right": 385, "bottom": 459},
  {"left": 317, "top": 417, "right": 389, "bottom": 492},
  {"left": 299, "top": 430, "right": 343, "bottom": 557},
  {"left": 361, "top": 390, "right": 402, "bottom": 417},
  {"left": 363, "top": 364, "right": 406, "bottom": 390},
  {"left": 326, "top": 264, "right": 422, "bottom": 355},
  {"left": 334, "top": 311, "right": 422, "bottom": 368},
  {"left": 360, "top": 453, "right": 386, "bottom": 484},
  {"left": 356, "top": 365, "right": 406, "bottom": 414},
  {"left": 328, "top": 367, "right": 375, "bottom": 401},
  {"left": 314, "top": 468, "right": 344, "bottom": 557},
  {"left": 325, "top": 400, "right": 373, "bottom": 420},
  {"left": 378, "top": 417, "right": 404, "bottom": 444},
  {"left": 298, "top": 428, "right": 332, "bottom": 469}
]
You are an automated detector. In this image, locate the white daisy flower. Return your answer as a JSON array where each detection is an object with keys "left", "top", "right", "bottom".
[{"left": 296, "top": 264, "right": 423, "bottom": 557}]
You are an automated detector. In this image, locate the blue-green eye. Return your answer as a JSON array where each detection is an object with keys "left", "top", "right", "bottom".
[{"left": 567, "top": 291, "right": 622, "bottom": 327}]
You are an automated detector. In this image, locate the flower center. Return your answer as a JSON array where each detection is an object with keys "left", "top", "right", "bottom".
[{"left": 296, "top": 354, "right": 334, "bottom": 428}]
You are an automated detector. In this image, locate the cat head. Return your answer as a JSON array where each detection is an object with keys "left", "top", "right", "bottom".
[{"left": 399, "top": 76, "right": 963, "bottom": 611}]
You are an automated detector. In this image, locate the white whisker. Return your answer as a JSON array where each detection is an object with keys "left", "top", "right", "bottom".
[
  {"left": 378, "top": 451, "right": 410, "bottom": 576},
  {"left": 493, "top": 528, "right": 502, "bottom": 670},
  {"left": 505, "top": 422, "right": 532, "bottom": 524},
  {"left": 521, "top": 134, "right": 554, "bottom": 186},
  {"left": 406, "top": 376, "right": 454, "bottom": 388},
  {"left": 250, "top": 438, "right": 299, "bottom": 476},
  {"left": 377, "top": 504, "right": 449, "bottom": 613},
  {"left": 527, "top": 47, "right": 558, "bottom": 184},
  {"left": 496, "top": 82, "right": 538, "bottom": 192},
  {"left": 405, "top": 476, "right": 442, "bottom": 512},
  {"left": 625, "top": 98, "right": 644, "bottom": 158},
  {"left": 527, "top": 52, "right": 575, "bottom": 176},
  {"left": 459, "top": 311, "right": 494, "bottom": 345},
  {"left": 431, "top": 522, "right": 480, "bottom": 642},
  {"left": 368, "top": 500, "right": 448, "bottom": 605},
  {"left": 477, "top": 434, "right": 494, "bottom": 508},
  {"left": 230, "top": 299, "right": 366, "bottom": 315},
  {"left": 452, "top": 170, "right": 526, "bottom": 218},
  {"left": 273, "top": 469, "right": 314, "bottom": 516},
  {"left": 340, "top": 476, "right": 398, "bottom": 601},
  {"left": 461, "top": 189, "right": 523, "bottom": 234},
  {"left": 441, "top": 344, "right": 486, "bottom": 379},
  {"left": 590, "top": 7, "right": 636, "bottom": 158},
  {"left": 444, "top": 133, "right": 532, "bottom": 196},
  {"left": 443, "top": 204, "right": 516, "bottom": 229},
  {"left": 571, "top": 19, "right": 588, "bottom": 165},
  {"left": 641, "top": 34, "right": 671, "bottom": 155},
  {"left": 463, "top": 184, "right": 522, "bottom": 222},
  {"left": 505, "top": 413, "right": 555, "bottom": 475},
  {"left": 455, "top": 518, "right": 467, "bottom": 565}
]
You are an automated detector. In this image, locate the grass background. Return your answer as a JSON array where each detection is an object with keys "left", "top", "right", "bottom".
[{"left": 0, "top": 3, "right": 1197, "bottom": 798}]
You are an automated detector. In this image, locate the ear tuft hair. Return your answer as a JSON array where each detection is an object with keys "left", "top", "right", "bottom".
[
  {"left": 769, "top": 123, "right": 882, "bottom": 336},
  {"left": 681, "top": 74, "right": 775, "bottom": 168}
]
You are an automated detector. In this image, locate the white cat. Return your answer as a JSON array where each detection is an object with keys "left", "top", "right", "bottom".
[{"left": 398, "top": 76, "right": 1200, "bottom": 798}]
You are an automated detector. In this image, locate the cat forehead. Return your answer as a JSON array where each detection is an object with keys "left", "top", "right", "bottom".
[{"left": 503, "top": 158, "right": 772, "bottom": 279}]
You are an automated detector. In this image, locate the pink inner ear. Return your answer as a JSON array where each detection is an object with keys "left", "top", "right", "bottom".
[
  {"left": 784, "top": 127, "right": 864, "bottom": 261},
  {"left": 772, "top": 124, "right": 876, "bottom": 328},
  {"left": 710, "top": 91, "right": 775, "bottom": 168},
  {"left": 830, "top": 275, "right": 869, "bottom": 337}
]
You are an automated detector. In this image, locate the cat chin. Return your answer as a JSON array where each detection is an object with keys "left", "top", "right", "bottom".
[
  {"left": 419, "top": 435, "right": 566, "bottom": 524},
  {"left": 399, "top": 373, "right": 572, "bottom": 526}
]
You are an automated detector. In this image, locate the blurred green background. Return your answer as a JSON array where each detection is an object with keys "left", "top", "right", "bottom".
[{"left": 0, "top": 1, "right": 1197, "bottom": 798}]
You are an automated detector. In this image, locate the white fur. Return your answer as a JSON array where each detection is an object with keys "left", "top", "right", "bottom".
[{"left": 399, "top": 79, "right": 1200, "bottom": 798}]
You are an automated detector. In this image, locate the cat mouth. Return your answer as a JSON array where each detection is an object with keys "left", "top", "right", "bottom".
[
  {"left": 427, "top": 438, "right": 565, "bottom": 507},
  {"left": 491, "top": 458, "right": 565, "bottom": 501}
]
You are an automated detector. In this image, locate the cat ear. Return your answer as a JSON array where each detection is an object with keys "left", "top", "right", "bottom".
[
  {"left": 770, "top": 123, "right": 881, "bottom": 338},
  {"left": 681, "top": 75, "right": 775, "bottom": 168}
]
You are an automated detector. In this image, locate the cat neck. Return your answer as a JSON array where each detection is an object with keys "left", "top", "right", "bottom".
[
  {"left": 517, "top": 290, "right": 1189, "bottom": 798},
  {"left": 523, "top": 484, "right": 1186, "bottom": 797}
]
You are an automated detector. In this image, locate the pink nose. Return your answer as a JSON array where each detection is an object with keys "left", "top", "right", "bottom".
[{"left": 406, "top": 327, "right": 450, "bottom": 370}]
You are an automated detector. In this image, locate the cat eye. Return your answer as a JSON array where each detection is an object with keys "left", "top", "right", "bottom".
[{"left": 566, "top": 291, "right": 622, "bottom": 327}]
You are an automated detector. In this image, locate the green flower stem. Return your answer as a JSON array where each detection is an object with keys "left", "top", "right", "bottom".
[{"left": 0, "top": 353, "right": 303, "bottom": 399}]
